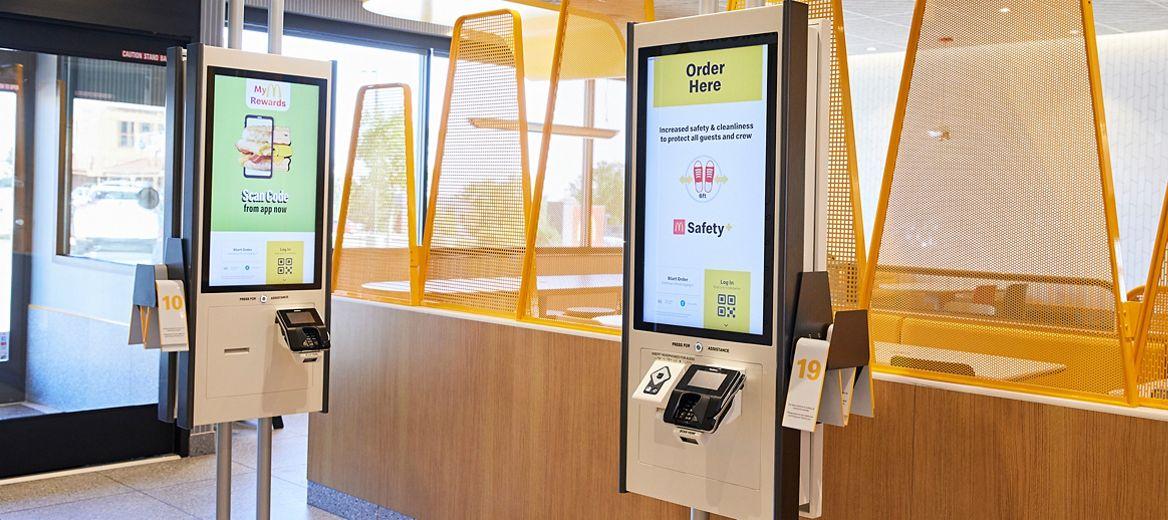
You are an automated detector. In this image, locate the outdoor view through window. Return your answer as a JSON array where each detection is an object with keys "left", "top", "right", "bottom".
[{"left": 63, "top": 57, "right": 166, "bottom": 264}]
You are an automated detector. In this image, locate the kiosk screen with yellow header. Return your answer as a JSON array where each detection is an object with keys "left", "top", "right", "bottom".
[{"left": 634, "top": 34, "right": 776, "bottom": 345}]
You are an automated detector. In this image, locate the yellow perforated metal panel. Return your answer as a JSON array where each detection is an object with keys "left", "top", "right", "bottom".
[
  {"left": 421, "top": 10, "right": 533, "bottom": 317},
  {"left": 1134, "top": 189, "right": 1168, "bottom": 408},
  {"left": 864, "top": 0, "right": 1135, "bottom": 403},
  {"left": 730, "top": 0, "right": 866, "bottom": 312},
  {"left": 333, "top": 84, "right": 417, "bottom": 305},
  {"left": 520, "top": 1, "right": 627, "bottom": 332}
]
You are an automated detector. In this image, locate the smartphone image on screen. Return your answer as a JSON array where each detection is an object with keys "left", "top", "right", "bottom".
[{"left": 239, "top": 115, "right": 275, "bottom": 178}]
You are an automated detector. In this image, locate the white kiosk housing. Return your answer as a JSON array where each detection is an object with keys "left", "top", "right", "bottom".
[
  {"left": 621, "top": 5, "right": 869, "bottom": 519},
  {"left": 176, "top": 45, "right": 334, "bottom": 429}
]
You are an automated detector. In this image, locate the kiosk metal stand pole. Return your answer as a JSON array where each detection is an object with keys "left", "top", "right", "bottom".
[
  {"left": 257, "top": 417, "right": 273, "bottom": 519},
  {"left": 252, "top": 7, "right": 284, "bottom": 520},
  {"left": 216, "top": 4, "right": 247, "bottom": 520},
  {"left": 215, "top": 422, "right": 233, "bottom": 520},
  {"left": 690, "top": 14, "right": 714, "bottom": 520},
  {"left": 687, "top": 4, "right": 715, "bottom": 518}
]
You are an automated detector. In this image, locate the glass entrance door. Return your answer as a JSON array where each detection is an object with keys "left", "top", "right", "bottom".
[
  {"left": 0, "top": 47, "right": 180, "bottom": 479},
  {"left": 0, "top": 58, "right": 28, "bottom": 414}
]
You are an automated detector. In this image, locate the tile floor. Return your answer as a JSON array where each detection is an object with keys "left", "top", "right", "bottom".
[{"left": 0, "top": 414, "right": 339, "bottom": 519}]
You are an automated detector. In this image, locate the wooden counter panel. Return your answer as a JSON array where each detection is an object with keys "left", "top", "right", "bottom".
[
  {"left": 310, "top": 301, "right": 1168, "bottom": 519},
  {"left": 308, "top": 299, "right": 688, "bottom": 519},
  {"left": 820, "top": 382, "right": 916, "bottom": 520}
]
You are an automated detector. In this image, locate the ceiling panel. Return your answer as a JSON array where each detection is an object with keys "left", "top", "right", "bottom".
[{"left": 842, "top": 0, "right": 1168, "bottom": 54}]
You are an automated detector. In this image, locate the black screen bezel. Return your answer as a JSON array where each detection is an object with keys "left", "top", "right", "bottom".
[
  {"left": 200, "top": 66, "right": 328, "bottom": 294},
  {"left": 632, "top": 33, "right": 778, "bottom": 346}
]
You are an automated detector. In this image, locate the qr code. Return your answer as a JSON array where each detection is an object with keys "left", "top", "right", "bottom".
[{"left": 716, "top": 293, "right": 737, "bottom": 318}]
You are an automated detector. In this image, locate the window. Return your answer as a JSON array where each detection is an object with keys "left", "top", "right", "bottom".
[
  {"left": 59, "top": 56, "right": 167, "bottom": 264},
  {"left": 240, "top": 30, "right": 431, "bottom": 236},
  {"left": 529, "top": 77, "right": 627, "bottom": 248},
  {"left": 117, "top": 121, "right": 135, "bottom": 148}
]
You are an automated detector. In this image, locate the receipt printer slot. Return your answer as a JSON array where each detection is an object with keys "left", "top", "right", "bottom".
[
  {"left": 663, "top": 364, "right": 745, "bottom": 433},
  {"left": 275, "top": 308, "right": 330, "bottom": 353}
]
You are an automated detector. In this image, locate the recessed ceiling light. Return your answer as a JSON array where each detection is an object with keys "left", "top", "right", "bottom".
[
  {"left": 999, "top": 7, "right": 1011, "bottom": 13},
  {"left": 866, "top": 46, "right": 877, "bottom": 51}
]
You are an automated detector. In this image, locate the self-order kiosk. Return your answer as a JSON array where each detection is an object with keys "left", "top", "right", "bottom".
[
  {"left": 622, "top": 5, "right": 873, "bottom": 519},
  {"left": 133, "top": 44, "right": 333, "bottom": 429},
  {"left": 131, "top": 43, "right": 333, "bottom": 520},
  {"left": 175, "top": 44, "right": 334, "bottom": 428}
]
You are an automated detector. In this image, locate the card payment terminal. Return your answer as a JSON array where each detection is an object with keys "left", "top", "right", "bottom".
[
  {"left": 663, "top": 364, "right": 746, "bottom": 434},
  {"left": 275, "top": 308, "right": 330, "bottom": 360}
]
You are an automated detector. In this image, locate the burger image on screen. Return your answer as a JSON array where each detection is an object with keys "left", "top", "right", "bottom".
[{"left": 237, "top": 125, "right": 293, "bottom": 172}]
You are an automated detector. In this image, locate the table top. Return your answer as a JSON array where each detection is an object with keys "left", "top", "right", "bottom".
[
  {"left": 877, "top": 282, "right": 973, "bottom": 293},
  {"left": 594, "top": 314, "right": 622, "bottom": 328},
  {"left": 1110, "top": 379, "right": 1168, "bottom": 398},
  {"left": 363, "top": 273, "right": 622, "bottom": 295},
  {"left": 875, "top": 342, "right": 1066, "bottom": 382}
]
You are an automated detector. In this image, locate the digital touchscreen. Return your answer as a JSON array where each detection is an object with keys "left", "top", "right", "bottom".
[
  {"left": 634, "top": 34, "right": 776, "bottom": 344},
  {"left": 202, "top": 67, "right": 327, "bottom": 292}
]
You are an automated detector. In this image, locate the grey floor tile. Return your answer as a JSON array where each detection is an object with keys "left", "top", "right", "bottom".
[
  {"left": 231, "top": 429, "right": 307, "bottom": 470},
  {"left": 0, "top": 491, "right": 193, "bottom": 520},
  {"left": 272, "top": 464, "right": 308, "bottom": 488},
  {"left": 144, "top": 471, "right": 340, "bottom": 520},
  {"left": 102, "top": 455, "right": 251, "bottom": 491},
  {"left": 0, "top": 473, "right": 131, "bottom": 514},
  {"left": 279, "top": 414, "right": 310, "bottom": 437}
]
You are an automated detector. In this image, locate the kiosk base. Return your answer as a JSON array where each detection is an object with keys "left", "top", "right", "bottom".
[{"left": 214, "top": 418, "right": 276, "bottom": 520}]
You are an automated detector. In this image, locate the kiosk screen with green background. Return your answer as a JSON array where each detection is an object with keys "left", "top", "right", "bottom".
[{"left": 203, "top": 68, "right": 325, "bottom": 291}]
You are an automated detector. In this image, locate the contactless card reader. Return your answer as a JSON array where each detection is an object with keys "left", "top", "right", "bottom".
[
  {"left": 663, "top": 365, "right": 745, "bottom": 443},
  {"left": 275, "top": 308, "right": 330, "bottom": 362}
]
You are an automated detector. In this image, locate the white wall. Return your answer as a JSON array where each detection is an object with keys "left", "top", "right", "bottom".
[{"left": 847, "top": 30, "right": 1168, "bottom": 290}]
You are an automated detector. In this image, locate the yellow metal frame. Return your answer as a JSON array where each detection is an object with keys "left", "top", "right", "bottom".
[
  {"left": 729, "top": 0, "right": 868, "bottom": 311},
  {"left": 861, "top": 0, "right": 1138, "bottom": 405},
  {"left": 331, "top": 83, "right": 420, "bottom": 305},
  {"left": 833, "top": 0, "right": 868, "bottom": 306},
  {"left": 515, "top": 0, "right": 620, "bottom": 335},
  {"left": 418, "top": 9, "right": 533, "bottom": 318},
  {"left": 516, "top": 0, "right": 570, "bottom": 323},
  {"left": 1131, "top": 187, "right": 1168, "bottom": 409},
  {"left": 1081, "top": 0, "right": 1139, "bottom": 404}
]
